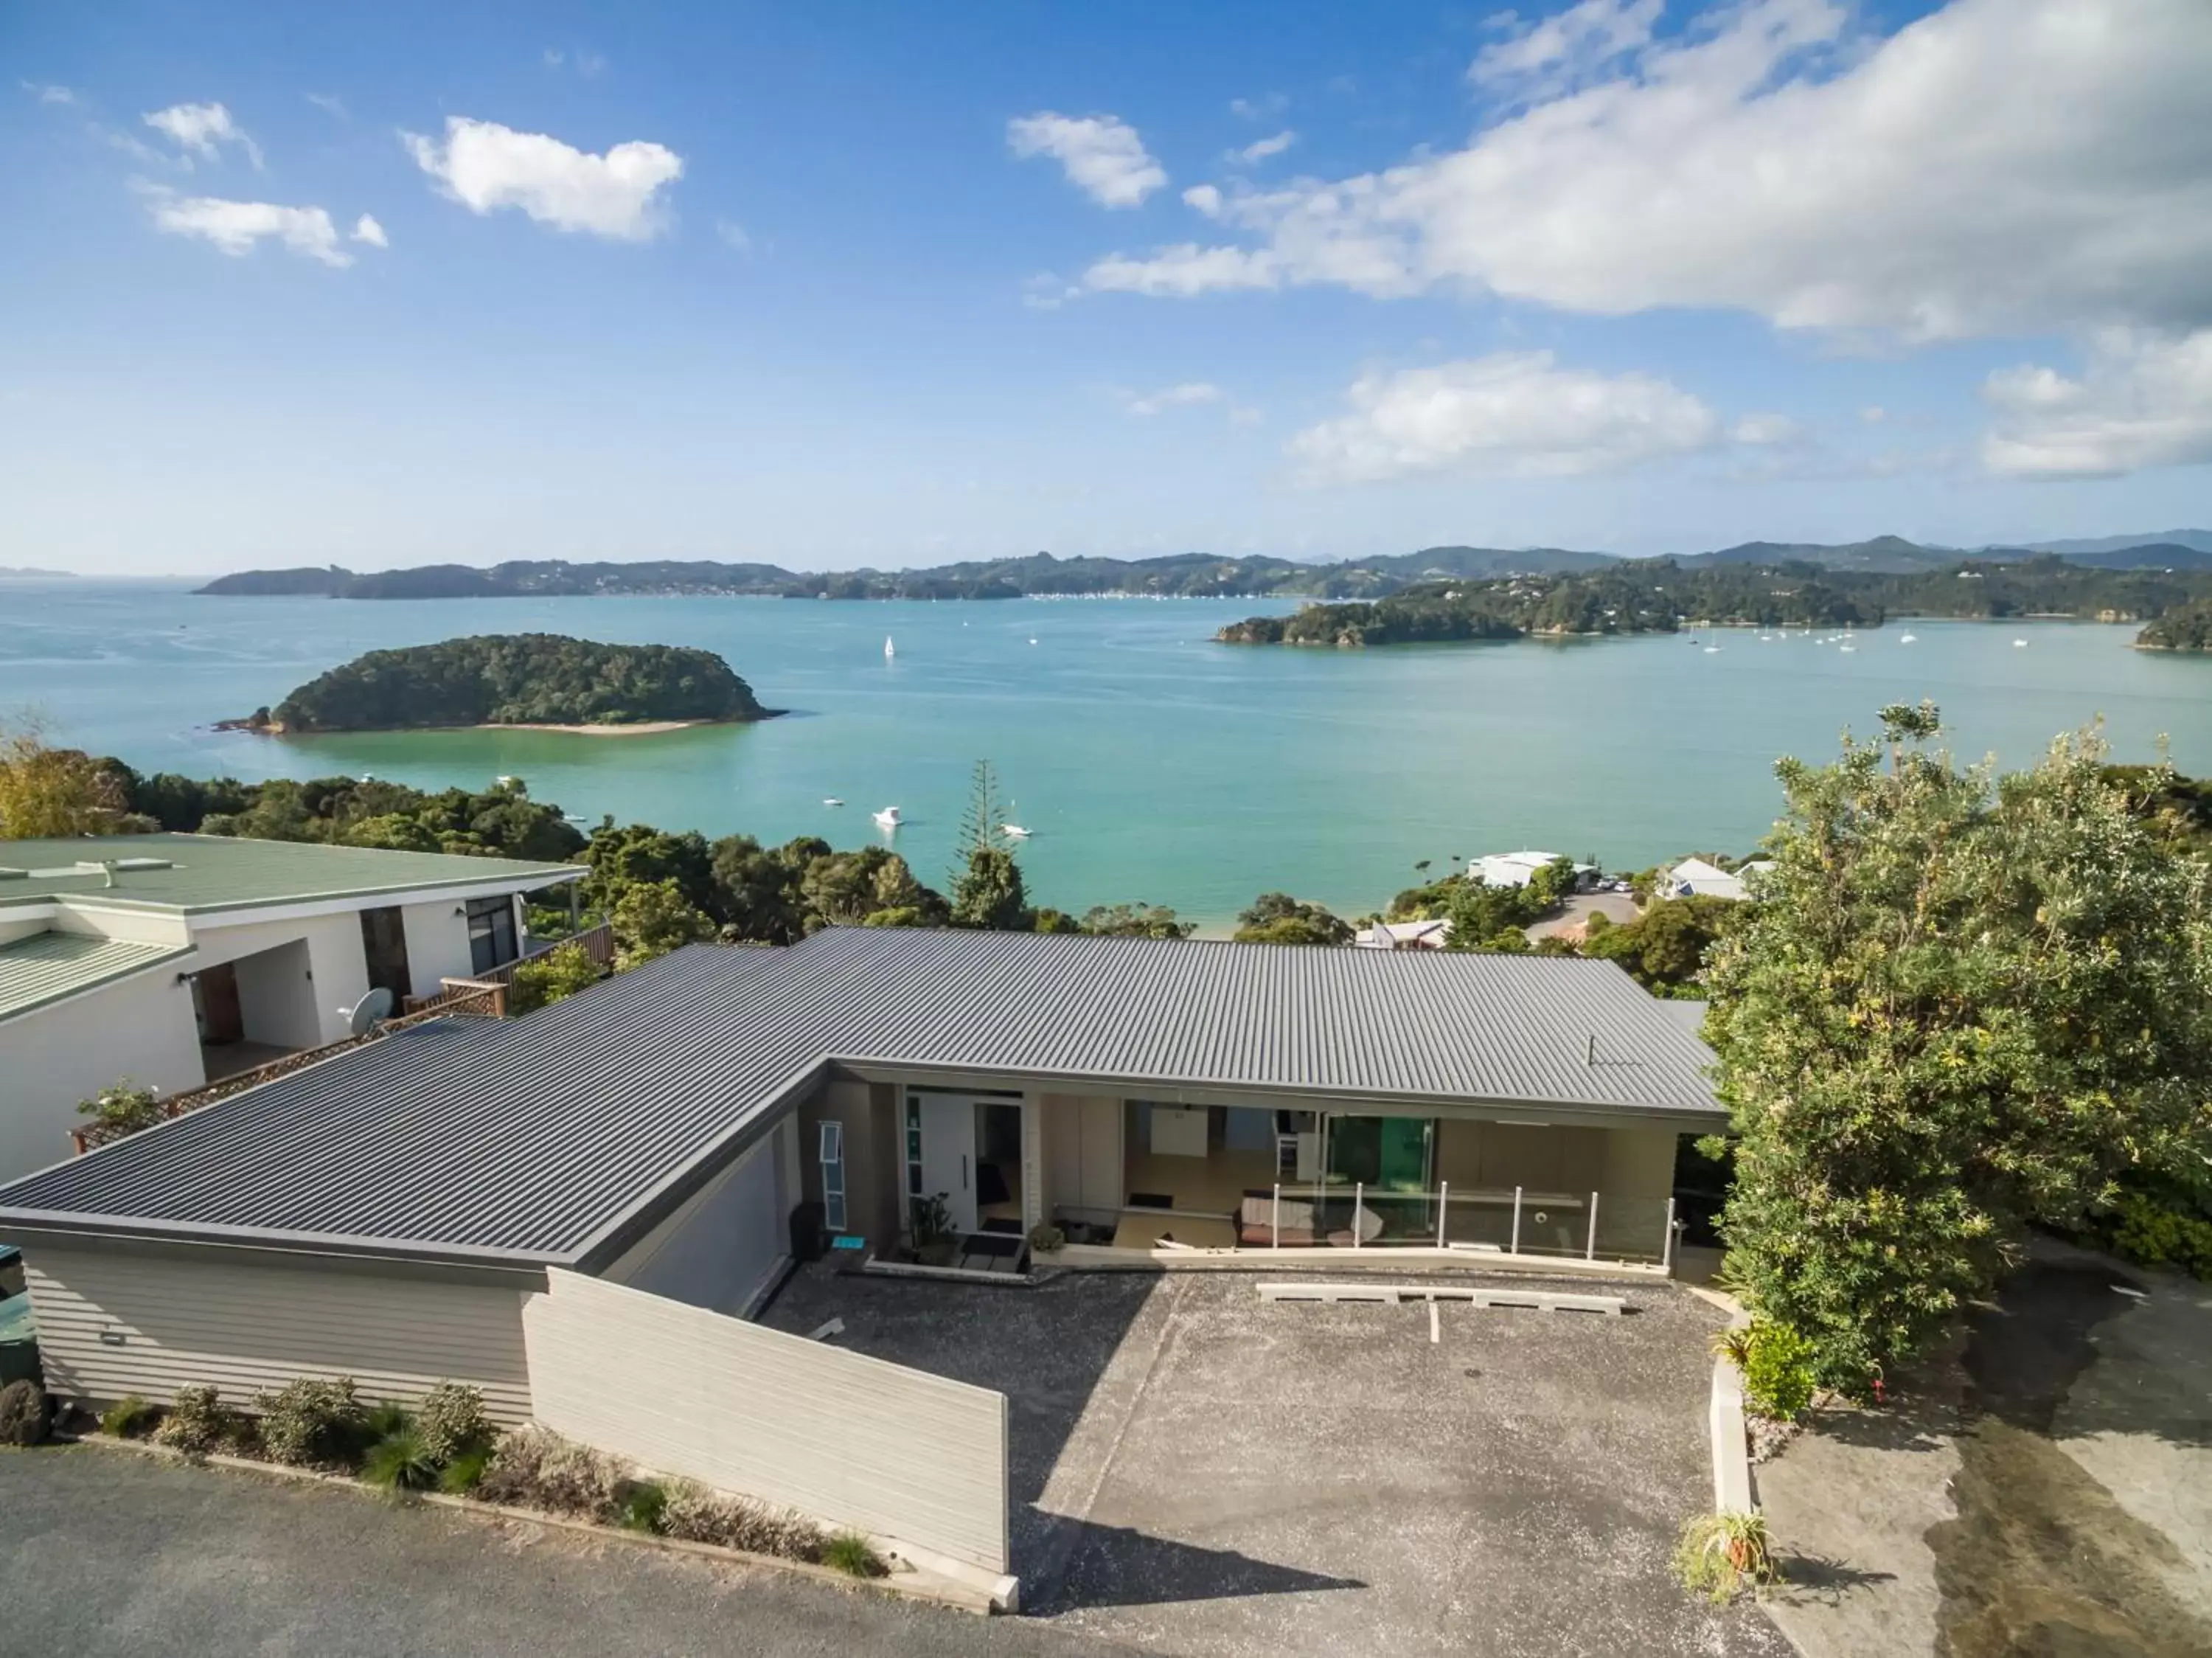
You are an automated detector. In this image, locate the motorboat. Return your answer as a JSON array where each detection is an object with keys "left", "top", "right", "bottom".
[
  {"left": 1899, "top": 633, "right": 1917, "bottom": 644},
  {"left": 1001, "top": 824, "right": 1032, "bottom": 839},
  {"left": 1703, "top": 645, "right": 1720, "bottom": 654},
  {"left": 2014, "top": 638, "right": 2028, "bottom": 648},
  {"left": 822, "top": 797, "right": 844, "bottom": 807},
  {"left": 872, "top": 806, "right": 902, "bottom": 829}
]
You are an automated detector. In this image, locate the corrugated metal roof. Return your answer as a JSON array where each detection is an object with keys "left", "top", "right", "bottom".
[
  {"left": 0, "top": 928, "right": 1722, "bottom": 1263},
  {"left": 0, "top": 932, "right": 195, "bottom": 1021},
  {"left": 0, "top": 833, "right": 580, "bottom": 915}
]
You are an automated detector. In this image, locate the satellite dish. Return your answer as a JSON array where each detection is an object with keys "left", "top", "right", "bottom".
[{"left": 346, "top": 988, "right": 396, "bottom": 1036}]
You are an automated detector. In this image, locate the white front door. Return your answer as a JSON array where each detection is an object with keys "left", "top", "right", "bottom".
[{"left": 916, "top": 1093, "right": 978, "bottom": 1234}]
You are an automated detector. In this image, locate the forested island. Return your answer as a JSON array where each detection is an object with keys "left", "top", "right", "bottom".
[
  {"left": 2136, "top": 601, "right": 2212, "bottom": 651},
  {"left": 223, "top": 634, "right": 773, "bottom": 734},
  {"left": 1219, "top": 557, "right": 2212, "bottom": 647}
]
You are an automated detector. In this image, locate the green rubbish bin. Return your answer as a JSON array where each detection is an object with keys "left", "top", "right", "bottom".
[{"left": 0, "top": 1286, "right": 39, "bottom": 1390}]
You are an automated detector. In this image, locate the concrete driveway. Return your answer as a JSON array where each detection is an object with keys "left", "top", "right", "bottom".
[
  {"left": 762, "top": 1266, "right": 1787, "bottom": 1657},
  {"left": 1757, "top": 1238, "right": 2212, "bottom": 1658}
]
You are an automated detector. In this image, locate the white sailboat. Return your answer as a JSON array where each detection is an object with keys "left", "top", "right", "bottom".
[
  {"left": 872, "top": 806, "right": 902, "bottom": 830},
  {"left": 883, "top": 634, "right": 896, "bottom": 659}
]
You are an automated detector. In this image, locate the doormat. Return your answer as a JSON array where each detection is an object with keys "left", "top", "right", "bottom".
[{"left": 1127, "top": 1192, "right": 1174, "bottom": 1209}]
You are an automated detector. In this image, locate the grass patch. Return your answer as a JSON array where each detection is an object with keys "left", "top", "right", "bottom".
[
  {"left": 615, "top": 1479, "right": 669, "bottom": 1534},
  {"left": 820, "top": 1530, "right": 888, "bottom": 1578},
  {"left": 1674, "top": 1510, "right": 1782, "bottom": 1603}
]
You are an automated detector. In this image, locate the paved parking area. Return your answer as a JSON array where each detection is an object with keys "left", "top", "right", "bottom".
[{"left": 762, "top": 1265, "right": 1787, "bottom": 1657}]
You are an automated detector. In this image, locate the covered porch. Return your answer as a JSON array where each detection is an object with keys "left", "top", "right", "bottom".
[{"left": 800, "top": 1075, "right": 1692, "bottom": 1275}]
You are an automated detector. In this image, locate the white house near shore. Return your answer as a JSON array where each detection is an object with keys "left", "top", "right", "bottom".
[
  {"left": 1353, "top": 917, "right": 1452, "bottom": 951},
  {"left": 0, "top": 834, "right": 581, "bottom": 1184},
  {"left": 1472, "top": 850, "right": 1600, "bottom": 891},
  {"left": 1661, "top": 858, "right": 1773, "bottom": 902}
]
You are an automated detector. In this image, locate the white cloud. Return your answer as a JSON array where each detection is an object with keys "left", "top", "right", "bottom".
[
  {"left": 1078, "top": 0, "right": 2212, "bottom": 344},
  {"left": 1229, "top": 94, "right": 1287, "bottom": 121},
  {"left": 1118, "top": 382, "right": 1225, "bottom": 417},
  {"left": 1731, "top": 412, "right": 1804, "bottom": 445},
  {"left": 1006, "top": 112, "right": 1166, "bottom": 208},
  {"left": 23, "top": 81, "right": 76, "bottom": 106},
  {"left": 350, "top": 212, "right": 387, "bottom": 248},
  {"left": 147, "top": 192, "right": 352, "bottom": 266},
  {"left": 1472, "top": 0, "right": 1662, "bottom": 92},
  {"left": 1182, "top": 184, "right": 1223, "bottom": 218},
  {"left": 1859, "top": 406, "right": 1888, "bottom": 425},
  {"left": 543, "top": 48, "right": 565, "bottom": 68},
  {"left": 1236, "top": 130, "right": 1296, "bottom": 164},
  {"left": 401, "top": 117, "right": 684, "bottom": 239},
  {"left": 144, "top": 101, "right": 262, "bottom": 168},
  {"left": 716, "top": 218, "right": 752, "bottom": 253},
  {"left": 305, "top": 92, "right": 349, "bottom": 120},
  {"left": 1287, "top": 352, "right": 1720, "bottom": 484},
  {"left": 1983, "top": 330, "right": 2212, "bottom": 478}
]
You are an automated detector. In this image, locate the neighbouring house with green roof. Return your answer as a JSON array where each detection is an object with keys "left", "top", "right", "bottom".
[{"left": 0, "top": 833, "right": 582, "bottom": 1182}]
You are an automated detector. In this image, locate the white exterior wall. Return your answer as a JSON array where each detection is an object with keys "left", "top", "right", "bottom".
[
  {"left": 399, "top": 899, "right": 477, "bottom": 997},
  {"left": 526, "top": 1269, "right": 1008, "bottom": 1573},
  {"left": 600, "top": 1123, "right": 793, "bottom": 1317},
  {"left": 0, "top": 972, "right": 205, "bottom": 1184},
  {"left": 22, "top": 1243, "right": 535, "bottom": 1421},
  {"left": 190, "top": 912, "right": 372, "bottom": 1048}
]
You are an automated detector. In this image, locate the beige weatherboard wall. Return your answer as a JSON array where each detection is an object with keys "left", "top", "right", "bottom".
[
  {"left": 524, "top": 1268, "right": 1009, "bottom": 1575},
  {"left": 20, "top": 1242, "right": 535, "bottom": 1421}
]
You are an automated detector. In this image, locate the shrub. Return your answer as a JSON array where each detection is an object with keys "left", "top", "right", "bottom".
[
  {"left": 75, "top": 1080, "right": 164, "bottom": 1140},
  {"left": 361, "top": 1424, "right": 442, "bottom": 1494},
  {"left": 439, "top": 1442, "right": 495, "bottom": 1496},
  {"left": 152, "top": 1384, "right": 236, "bottom": 1457},
  {"left": 1026, "top": 1223, "right": 1065, "bottom": 1254},
  {"left": 821, "top": 1531, "right": 888, "bottom": 1578},
  {"left": 254, "top": 1376, "right": 368, "bottom": 1468},
  {"left": 100, "top": 1394, "right": 156, "bottom": 1440},
  {"left": 413, "top": 1381, "right": 493, "bottom": 1467},
  {"left": 658, "top": 1479, "right": 826, "bottom": 1561},
  {"left": 616, "top": 1479, "right": 669, "bottom": 1534},
  {"left": 506, "top": 943, "right": 604, "bottom": 1015},
  {"left": 2107, "top": 1188, "right": 2212, "bottom": 1279},
  {"left": 473, "top": 1426, "right": 627, "bottom": 1520},
  {"left": 0, "top": 1379, "right": 50, "bottom": 1447},
  {"left": 1736, "top": 1319, "right": 1819, "bottom": 1421},
  {"left": 1674, "top": 1510, "right": 1781, "bottom": 1603}
]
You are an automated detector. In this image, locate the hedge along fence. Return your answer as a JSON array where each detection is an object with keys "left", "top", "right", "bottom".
[{"left": 523, "top": 1269, "right": 1009, "bottom": 1575}]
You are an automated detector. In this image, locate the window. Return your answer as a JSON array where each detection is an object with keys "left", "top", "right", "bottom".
[
  {"left": 465, "top": 895, "right": 518, "bottom": 975},
  {"left": 819, "top": 1121, "right": 847, "bottom": 1233}
]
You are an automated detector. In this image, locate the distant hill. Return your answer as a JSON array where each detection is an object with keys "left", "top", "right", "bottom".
[
  {"left": 1679, "top": 535, "right": 1969, "bottom": 573},
  {"left": 1382, "top": 546, "right": 1618, "bottom": 577},
  {"left": 193, "top": 534, "right": 2212, "bottom": 600},
  {"left": 2029, "top": 530, "right": 2212, "bottom": 557},
  {"left": 0, "top": 566, "right": 74, "bottom": 579},
  {"left": 2050, "top": 543, "right": 2212, "bottom": 572}
]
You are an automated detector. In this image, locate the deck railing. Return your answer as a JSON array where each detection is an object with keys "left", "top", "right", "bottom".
[{"left": 70, "top": 979, "right": 513, "bottom": 1156}]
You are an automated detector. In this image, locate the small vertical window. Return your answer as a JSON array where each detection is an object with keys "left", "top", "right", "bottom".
[{"left": 819, "top": 1120, "right": 847, "bottom": 1234}]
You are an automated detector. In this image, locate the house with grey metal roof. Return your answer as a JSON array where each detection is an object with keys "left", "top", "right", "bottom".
[
  {"left": 0, "top": 925, "right": 1721, "bottom": 1449},
  {"left": 0, "top": 833, "right": 582, "bottom": 1184}
]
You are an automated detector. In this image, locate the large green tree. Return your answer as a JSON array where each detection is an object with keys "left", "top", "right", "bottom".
[
  {"left": 1234, "top": 892, "right": 1353, "bottom": 946},
  {"left": 1704, "top": 703, "right": 2212, "bottom": 1390}
]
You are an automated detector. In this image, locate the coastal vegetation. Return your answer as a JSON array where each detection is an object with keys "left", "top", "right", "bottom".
[
  {"left": 227, "top": 634, "right": 771, "bottom": 733},
  {"left": 1218, "top": 556, "right": 2212, "bottom": 646},
  {"left": 2135, "top": 599, "right": 2212, "bottom": 651},
  {"left": 1703, "top": 703, "right": 2212, "bottom": 1393}
]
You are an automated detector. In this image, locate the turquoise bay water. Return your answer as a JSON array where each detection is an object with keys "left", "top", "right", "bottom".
[{"left": 4, "top": 581, "right": 2211, "bottom": 926}]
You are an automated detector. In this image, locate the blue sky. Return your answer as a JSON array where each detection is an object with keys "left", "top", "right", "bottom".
[{"left": 4, "top": 0, "right": 2208, "bottom": 575}]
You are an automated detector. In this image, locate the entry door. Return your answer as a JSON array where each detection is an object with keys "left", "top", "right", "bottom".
[
  {"left": 193, "top": 962, "right": 244, "bottom": 1045},
  {"left": 916, "top": 1094, "right": 978, "bottom": 1234}
]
